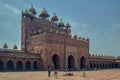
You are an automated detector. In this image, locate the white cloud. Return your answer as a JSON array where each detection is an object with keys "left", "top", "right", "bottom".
[
  {"left": 111, "top": 24, "right": 120, "bottom": 31},
  {"left": 0, "top": 1, "right": 20, "bottom": 14},
  {"left": 5, "top": 4, "right": 20, "bottom": 13},
  {"left": 81, "top": 24, "right": 89, "bottom": 28}
]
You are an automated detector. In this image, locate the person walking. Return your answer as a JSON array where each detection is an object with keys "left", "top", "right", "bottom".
[
  {"left": 48, "top": 65, "right": 51, "bottom": 78},
  {"left": 54, "top": 70, "right": 57, "bottom": 79}
]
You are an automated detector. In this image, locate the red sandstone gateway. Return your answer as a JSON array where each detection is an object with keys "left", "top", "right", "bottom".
[{"left": 0, "top": 5, "right": 120, "bottom": 71}]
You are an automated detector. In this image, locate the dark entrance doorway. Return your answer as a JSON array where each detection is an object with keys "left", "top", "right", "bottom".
[
  {"left": 90, "top": 63, "right": 93, "bottom": 69},
  {"left": 0, "top": 60, "right": 4, "bottom": 71},
  {"left": 33, "top": 61, "right": 38, "bottom": 70},
  {"left": 7, "top": 60, "right": 14, "bottom": 71},
  {"left": 115, "top": 63, "right": 118, "bottom": 68},
  {"left": 25, "top": 61, "right": 31, "bottom": 70},
  {"left": 80, "top": 56, "right": 86, "bottom": 69},
  {"left": 68, "top": 55, "right": 75, "bottom": 69},
  {"left": 17, "top": 61, "right": 23, "bottom": 71},
  {"left": 52, "top": 54, "right": 60, "bottom": 69}
]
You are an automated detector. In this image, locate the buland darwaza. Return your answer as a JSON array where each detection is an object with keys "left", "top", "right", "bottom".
[{"left": 0, "top": 5, "right": 120, "bottom": 71}]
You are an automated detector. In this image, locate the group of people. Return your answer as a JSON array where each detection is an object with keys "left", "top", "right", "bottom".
[
  {"left": 47, "top": 65, "right": 75, "bottom": 79},
  {"left": 48, "top": 68, "right": 74, "bottom": 79}
]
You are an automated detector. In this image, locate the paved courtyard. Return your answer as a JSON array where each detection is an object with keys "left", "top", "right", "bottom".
[{"left": 0, "top": 69, "right": 120, "bottom": 80}]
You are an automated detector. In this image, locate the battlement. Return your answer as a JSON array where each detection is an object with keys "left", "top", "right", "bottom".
[
  {"left": 90, "top": 54, "right": 120, "bottom": 59},
  {"left": 22, "top": 17, "right": 89, "bottom": 43},
  {"left": 22, "top": 5, "right": 89, "bottom": 42},
  {"left": 0, "top": 48, "right": 21, "bottom": 53}
]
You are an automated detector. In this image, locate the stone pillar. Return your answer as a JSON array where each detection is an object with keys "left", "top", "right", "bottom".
[
  {"left": 4, "top": 60, "right": 7, "bottom": 71},
  {"left": 14, "top": 61, "right": 17, "bottom": 71},
  {"left": 23, "top": 61, "right": 26, "bottom": 71},
  {"left": 31, "top": 61, "right": 33, "bottom": 70}
]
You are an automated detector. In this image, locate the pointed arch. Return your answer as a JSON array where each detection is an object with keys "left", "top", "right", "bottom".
[
  {"left": 52, "top": 54, "right": 60, "bottom": 69},
  {"left": 68, "top": 55, "right": 75, "bottom": 69},
  {"left": 33, "top": 61, "right": 38, "bottom": 70},
  {"left": 25, "top": 61, "right": 31, "bottom": 70},
  {"left": 16, "top": 61, "right": 23, "bottom": 71},
  {"left": 80, "top": 56, "right": 86, "bottom": 69},
  {"left": 0, "top": 60, "right": 4, "bottom": 71},
  {"left": 7, "top": 60, "right": 14, "bottom": 71}
]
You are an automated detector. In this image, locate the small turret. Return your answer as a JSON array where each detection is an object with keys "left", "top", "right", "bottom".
[
  {"left": 82, "top": 37, "right": 85, "bottom": 40},
  {"left": 28, "top": 5, "right": 37, "bottom": 15},
  {"left": 79, "top": 36, "right": 82, "bottom": 40},
  {"left": 95, "top": 54, "right": 97, "bottom": 57},
  {"left": 86, "top": 38, "right": 89, "bottom": 42},
  {"left": 66, "top": 22, "right": 71, "bottom": 29},
  {"left": 51, "top": 13, "right": 58, "bottom": 22},
  {"left": 73, "top": 34, "right": 77, "bottom": 39},
  {"left": 22, "top": 8, "right": 35, "bottom": 19},
  {"left": 39, "top": 8, "right": 50, "bottom": 19},
  {"left": 13, "top": 44, "right": 17, "bottom": 50},
  {"left": 58, "top": 19, "right": 65, "bottom": 27},
  {"left": 3, "top": 43, "right": 8, "bottom": 49}
]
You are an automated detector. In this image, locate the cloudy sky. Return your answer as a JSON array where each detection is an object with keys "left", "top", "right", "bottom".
[{"left": 0, "top": 0, "right": 120, "bottom": 56}]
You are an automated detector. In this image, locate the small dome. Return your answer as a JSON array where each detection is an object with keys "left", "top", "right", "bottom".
[
  {"left": 3, "top": 43, "right": 8, "bottom": 49},
  {"left": 86, "top": 38, "right": 89, "bottom": 41},
  {"left": 22, "top": 9, "right": 35, "bottom": 19},
  {"left": 79, "top": 36, "right": 82, "bottom": 39},
  {"left": 73, "top": 34, "right": 77, "bottom": 39},
  {"left": 13, "top": 44, "right": 17, "bottom": 50},
  {"left": 28, "top": 5, "right": 36, "bottom": 15},
  {"left": 27, "top": 10, "right": 34, "bottom": 16},
  {"left": 82, "top": 37, "right": 85, "bottom": 40},
  {"left": 51, "top": 13, "right": 58, "bottom": 22},
  {"left": 66, "top": 22, "right": 71, "bottom": 29},
  {"left": 39, "top": 8, "right": 50, "bottom": 18},
  {"left": 58, "top": 19, "right": 65, "bottom": 27}
]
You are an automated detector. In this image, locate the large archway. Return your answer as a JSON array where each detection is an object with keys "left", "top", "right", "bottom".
[
  {"left": 16, "top": 61, "right": 23, "bottom": 71},
  {"left": 33, "top": 61, "right": 38, "bottom": 70},
  {"left": 7, "top": 60, "right": 14, "bottom": 71},
  {"left": 68, "top": 55, "right": 75, "bottom": 69},
  {"left": 52, "top": 54, "right": 60, "bottom": 69},
  {"left": 115, "top": 63, "right": 118, "bottom": 68},
  {"left": 80, "top": 56, "right": 86, "bottom": 69},
  {"left": 25, "top": 61, "right": 31, "bottom": 70},
  {"left": 0, "top": 60, "right": 4, "bottom": 71},
  {"left": 90, "top": 63, "right": 93, "bottom": 69},
  {"left": 97, "top": 63, "right": 99, "bottom": 69}
]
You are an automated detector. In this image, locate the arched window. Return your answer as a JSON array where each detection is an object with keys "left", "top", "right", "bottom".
[
  {"left": 68, "top": 55, "right": 75, "bottom": 69},
  {"left": 0, "top": 60, "right": 4, "bottom": 71},
  {"left": 7, "top": 60, "right": 14, "bottom": 70},
  {"left": 25, "top": 61, "right": 31, "bottom": 70},
  {"left": 16, "top": 61, "right": 23, "bottom": 71},
  {"left": 33, "top": 61, "right": 38, "bottom": 70},
  {"left": 52, "top": 54, "right": 60, "bottom": 69},
  {"left": 80, "top": 56, "right": 86, "bottom": 69}
]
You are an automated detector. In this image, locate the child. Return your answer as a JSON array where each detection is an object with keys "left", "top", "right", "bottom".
[{"left": 54, "top": 70, "right": 57, "bottom": 79}]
